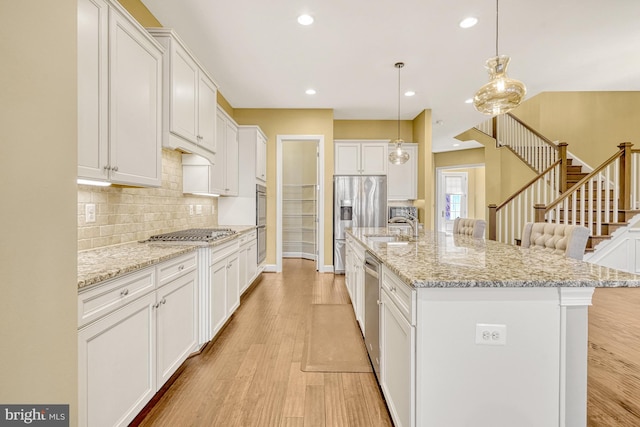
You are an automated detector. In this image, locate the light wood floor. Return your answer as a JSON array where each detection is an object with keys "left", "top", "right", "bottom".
[
  {"left": 135, "top": 259, "right": 393, "bottom": 427},
  {"left": 587, "top": 287, "right": 640, "bottom": 426}
]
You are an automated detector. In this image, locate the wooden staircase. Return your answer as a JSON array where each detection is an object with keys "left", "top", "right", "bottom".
[{"left": 480, "top": 114, "right": 640, "bottom": 254}]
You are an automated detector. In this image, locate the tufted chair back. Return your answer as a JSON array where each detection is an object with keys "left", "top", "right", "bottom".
[
  {"left": 521, "top": 222, "right": 590, "bottom": 260},
  {"left": 452, "top": 218, "right": 486, "bottom": 239}
]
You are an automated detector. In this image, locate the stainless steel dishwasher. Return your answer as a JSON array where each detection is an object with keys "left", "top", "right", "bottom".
[{"left": 364, "top": 251, "right": 381, "bottom": 379}]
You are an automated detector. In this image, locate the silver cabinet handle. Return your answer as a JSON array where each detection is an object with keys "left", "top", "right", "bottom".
[
  {"left": 178, "top": 264, "right": 185, "bottom": 271},
  {"left": 161, "top": 297, "right": 167, "bottom": 305},
  {"left": 153, "top": 302, "right": 160, "bottom": 309},
  {"left": 112, "top": 166, "right": 118, "bottom": 172},
  {"left": 120, "top": 289, "right": 129, "bottom": 296},
  {"left": 103, "top": 165, "right": 111, "bottom": 171}
]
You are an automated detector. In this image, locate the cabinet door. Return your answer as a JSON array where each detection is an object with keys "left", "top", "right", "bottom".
[
  {"left": 256, "top": 133, "right": 267, "bottom": 182},
  {"left": 361, "top": 143, "right": 388, "bottom": 175},
  {"left": 108, "top": 8, "right": 162, "bottom": 187},
  {"left": 335, "top": 142, "right": 361, "bottom": 175},
  {"left": 198, "top": 73, "right": 217, "bottom": 154},
  {"left": 78, "top": 0, "right": 109, "bottom": 181},
  {"left": 224, "top": 120, "right": 239, "bottom": 195},
  {"left": 355, "top": 254, "right": 365, "bottom": 332},
  {"left": 169, "top": 42, "right": 198, "bottom": 145},
  {"left": 226, "top": 253, "right": 240, "bottom": 316},
  {"left": 247, "top": 241, "right": 258, "bottom": 287},
  {"left": 78, "top": 293, "right": 156, "bottom": 427},
  {"left": 238, "top": 244, "right": 248, "bottom": 295},
  {"left": 212, "top": 111, "right": 227, "bottom": 194},
  {"left": 388, "top": 144, "right": 417, "bottom": 200},
  {"left": 380, "top": 290, "right": 415, "bottom": 427},
  {"left": 156, "top": 270, "right": 198, "bottom": 386},
  {"left": 210, "top": 258, "right": 227, "bottom": 337}
]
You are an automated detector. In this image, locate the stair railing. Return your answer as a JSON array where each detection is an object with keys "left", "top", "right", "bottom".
[
  {"left": 488, "top": 160, "right": 562, "bottom": 244},
  {"left": 534, "top": 143, "right": 635, "bottom": 237}
]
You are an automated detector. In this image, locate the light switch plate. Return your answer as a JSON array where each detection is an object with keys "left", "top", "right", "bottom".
[{"left": 85, "top": 204, "right": 96, "bottom": 223}]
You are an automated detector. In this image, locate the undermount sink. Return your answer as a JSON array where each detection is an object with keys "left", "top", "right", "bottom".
[{"left": 366, "top": 235, "right": 411, "bottom": 245}]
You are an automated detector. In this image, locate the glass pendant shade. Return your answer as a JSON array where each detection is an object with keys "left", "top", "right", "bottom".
[
  {"left": 388, "top": 62, "right": 410, "bottom": 165},
  {"left": 389, "top": 138, "right": 410, "bottom": 164},
  {"left": 473, "top": 55, "right": 526, "bottom": 115}
]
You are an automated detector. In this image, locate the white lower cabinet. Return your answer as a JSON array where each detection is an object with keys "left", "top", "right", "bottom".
[
  {"left": 78, "top": 252, "right": 198, "bottom": 427},
  {"left": 239, "top": 230, "right": 258, "bottom": 295},
  {"left": 380, "top": 289, "right": 415, "bottom": 427},
  {"left": 208, "top": 239, "right": 240, "bottom": 338},
  {"left": 156, "top": 269, "right": 198, "bottom": 385},
  {"left": 78, "top": 292, "right": 156, "bottom": 427},
  {"left": 345, "top": 236, "right": 365, "bottom": 333},
  {"left": 380, "top": 265, "right": 416, "bottom": 427}
]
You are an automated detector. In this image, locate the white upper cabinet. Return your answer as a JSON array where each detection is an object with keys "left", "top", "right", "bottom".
[
  {"left": 214, "top": 107, "right": 239, "bottom": 196},
  {"left": 147, "top": 28, "right": 218, "bottom": 164},
  {"left": 388, "top": 143, "right": 418, "bottom": 200},
  {"left": 334, "top": 140, "right": 388, "bottom": 175},
  {"left": 78, "top": 0, "right": 163, "bottom": 187},
  {"left": 255, "top": 131, "right": 267, "bottom": 183}
]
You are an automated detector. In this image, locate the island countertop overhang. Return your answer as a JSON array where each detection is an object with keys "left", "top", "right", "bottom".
[{"left": 347, "top": 227, "right": 640, "bottom": 289}]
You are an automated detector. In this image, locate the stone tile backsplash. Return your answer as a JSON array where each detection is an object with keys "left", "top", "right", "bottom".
[{"left": 78, "top": 149, "right": 218, "bottom": 250}]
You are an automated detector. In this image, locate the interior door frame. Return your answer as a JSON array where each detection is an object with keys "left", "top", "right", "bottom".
[
  {"left": 436, "top": 164, "right": 483, "bottom": 233},
  {"left": 276, "top": 135, "right": 325, "bottom": 273}
]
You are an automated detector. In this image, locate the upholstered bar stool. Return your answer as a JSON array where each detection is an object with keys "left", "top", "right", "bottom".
[
  {"left": 520, "top": 222, "right": 590, "bottom": 260},
  {"left": 452, "top": 218, "right": 486, "bottom": 238}
]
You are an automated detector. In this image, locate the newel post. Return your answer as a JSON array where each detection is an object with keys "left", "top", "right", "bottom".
[
  {"left": 488, "top": 204, "right": 497, "bottom": 240},
  {"left": 618, "top": 142, "right": 633, "bottom": 211},
  {"left": 558, "top": 142, "right": 568, "bottom": 193},
  {"left": 534, "top": 204, "right": 546, "bottom": 223}
]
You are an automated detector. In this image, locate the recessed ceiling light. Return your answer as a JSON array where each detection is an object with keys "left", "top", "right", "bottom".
[
  {"left": 465, "top": 98, "right": 473, "bottom": 104},
  {"left": 404, "top": 90, "right": 416, "bottom": 97},
  {"left": 305, "top": 88, "right": 316, "bottom": 95},
  {"left": 297, "top": 14, "right": 314, "bottom": 25},
  {"left": 453, "top": 143, "right": 461, "bottom": 147},
  {"left": 459, "top": 17, "right": 478, "bottom": 29},
  {"left": 435, "top": 120, "right": 444, "bottom": 126}
]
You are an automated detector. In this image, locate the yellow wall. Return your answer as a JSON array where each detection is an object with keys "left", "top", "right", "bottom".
[
  {"left": 233, "top": 109, "right": 334, "bottom": 267},
  {"left": 217, "top": 92, "right": 235, "bottom": 118},
  {"left": 0, "top": 1, "right": 78, "bottom": 422},
  {"left": 118, "top": 0, "right": 161, "bottom": 26},
  {"left": 434, "top": 148, "right": 485, "bottom": 168},
  {"left": 412, "top": 110, "right": 435, "bottom": 229},
  {"left": 513, "top": 92, "right": 640, "bottom": 167},
  {"left": 334, "top": 120, "right": 413, "bottom": 141}
]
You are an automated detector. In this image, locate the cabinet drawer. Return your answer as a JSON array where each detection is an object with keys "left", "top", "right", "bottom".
[
  {"left": 381, "top": 265, "right": 415, "bottom": 325},
  {"left": 157, "top": 252, "right": 197, "bottom": 286},
  {"left": 210, "top": 239, "right": 240, "bottom": 265},
  {"left": 239, "top": 229, "right": 257, "bottom": 246},
  {"left": 78, "top": 267, "right": 156, "bottom": 328}
]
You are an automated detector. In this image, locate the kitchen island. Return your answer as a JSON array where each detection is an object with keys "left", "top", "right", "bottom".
[{"left": 345, "top": 227, "right": 640, "bottom": 427}]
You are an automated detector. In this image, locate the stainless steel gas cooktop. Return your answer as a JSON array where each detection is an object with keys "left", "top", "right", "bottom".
[{"left": 146, "top": 228, "right": 236, "bottom": 243}]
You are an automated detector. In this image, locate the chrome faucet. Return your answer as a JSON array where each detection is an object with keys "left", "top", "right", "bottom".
[{"left": 389, "top": 213, "right": 420, "bottom": 238}]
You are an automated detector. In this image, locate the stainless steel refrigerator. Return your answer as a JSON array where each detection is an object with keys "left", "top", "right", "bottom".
[{"left": 333, "top": 175, "right": 387, "bottom": 273}]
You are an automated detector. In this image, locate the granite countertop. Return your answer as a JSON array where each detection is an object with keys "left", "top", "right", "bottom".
[
  {"left": 347, "top": 227, "right": 640, "bottom": 289},
  {"left": 78, "top": 225, "right": 256, "bottom": 289}
]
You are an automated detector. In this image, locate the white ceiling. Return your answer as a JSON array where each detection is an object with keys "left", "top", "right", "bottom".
[{"left": 140, "top": 0, "right": 640, "bottom": 152}]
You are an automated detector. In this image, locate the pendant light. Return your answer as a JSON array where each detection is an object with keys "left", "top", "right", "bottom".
[
  {"left": 389, "top": 62, "right": 410, "bottom": 165},
  {"left": 473, "top": 0, "right": 526, "bottom": 116}
]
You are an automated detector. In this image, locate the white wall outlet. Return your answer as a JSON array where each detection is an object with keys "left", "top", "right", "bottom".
[
  {"left": 189, "top": 205, "right": 194, "bottom": 215},
  {"left": 196, "top": 205, "right": 202, "bottom": 215},
  {"left": 85, "top": 204, "right": 96, "bottom": 223},
  {"left": 475, "top": 323, "right": 507, "bottom": 346}
]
